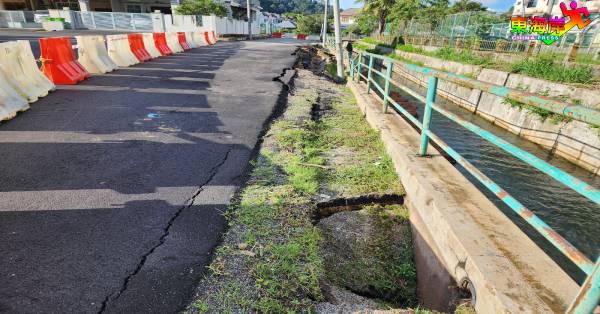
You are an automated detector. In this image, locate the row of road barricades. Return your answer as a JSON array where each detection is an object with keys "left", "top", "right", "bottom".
[{"left": 0, "top": 31, "right": 219, "bottom": 121}]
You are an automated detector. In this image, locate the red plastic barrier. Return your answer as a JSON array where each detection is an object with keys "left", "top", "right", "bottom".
[
  {"left": 128, "top": 34, "right": 152, "bottom": 62},
  {"left": 204, "top": 32, "right": 214, "bottom": 45},
  {"left": 153, "top": 33, "right": 173, "bottom": 56},
  {"left": 272, "top": 32, "right": 282, "bottom": 38},
  {"left": 39, "top": 37, "right": 89, "bottom": 85},
  {"left": 297, "top": 34, "right": 307, "bottom": 40},
  {"left": 177, "top": 32, "right": 191, "bottom": 50}
]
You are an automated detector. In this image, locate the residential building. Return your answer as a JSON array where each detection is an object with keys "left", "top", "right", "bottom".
[
  {"left": 511, "top": 0, "right": 599, "bottom": 45},
  {"left": 340, "top": 7, "right": 359, "bottom": 26},
  {"left": 258, "top": 11, "right": 281, "bottom": 33}
]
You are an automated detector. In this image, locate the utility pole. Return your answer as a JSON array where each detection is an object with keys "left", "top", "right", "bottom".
[
  {"left": 322, "top": 0, "right": 328, "bottom": 46},
  {"left": 247, "top": 0, "right": 252, "bottom": 40},
  {"left": 332, "top": 0, "right": 343, "bottom": 80}
]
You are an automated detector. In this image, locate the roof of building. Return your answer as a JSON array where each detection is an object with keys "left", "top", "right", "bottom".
[
  {"left": 277, "top": 20, "right": 296, "bottom": 29},
  {"left": 340, "top": 8, "right": 361, "bottom": 17}
]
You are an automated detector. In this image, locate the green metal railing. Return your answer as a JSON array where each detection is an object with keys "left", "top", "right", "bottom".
[{"left": 348, "top": 50, "right": 600, "bottom": 314}]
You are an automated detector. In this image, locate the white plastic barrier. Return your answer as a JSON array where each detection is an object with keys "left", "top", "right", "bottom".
[
  {"left": 76, "top": 35, "right": 118, "bottom": 74},
  {"left": 201, "top": 31, "right": 213, "bottom": 45},
  {"left": 166, "top": 32, "right": 184, "bottom": 53},
  {"left": 184, "top": 32, "right": 198, "bottom": 48},
  {"left": 211, "top": 31, "right": 218, "bottom": 43},
  {"left": 0, "top": 41, "right": 55, "bottom": 103},
  {"left": 142, "top": 33, "right": 162, "bottom": 58},
  {"left": 0, "top": 70, "right": 29, "bottom": 121},
  {"left": 16, "top": 41, "right": 55, "bottom": 93},
  {"left": 106, "top": 34, "right": 139, "bottom": 67},
  {"left": 193, "top": 31, "right": 208, "bottom": 47}
]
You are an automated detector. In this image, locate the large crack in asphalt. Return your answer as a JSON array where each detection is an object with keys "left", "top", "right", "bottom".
[
  {"left": 98, "top": 63, "right": 298, "bottom": 314},
  {"left": 97, "top": 145, "right": 234, "bottom": 314}
]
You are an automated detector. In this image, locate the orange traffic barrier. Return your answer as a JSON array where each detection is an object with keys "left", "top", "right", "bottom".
[
  {"left": 153, "top": 33, "right": 172, "bottom": 56},
  {"left": 40, "top": 37, "right": 89, "bottom": 85},
  {"left": 297, "top": 34, "right": 307, "bottom": 40},
  {"left": 177, "top": 32, "right": 191, "bottom": 51},
  {"left": 272, "top": 32, "right": 282, "bottom": 38},
  {"left": 128, "top": 34, "right": 152, "bottom": 62}
]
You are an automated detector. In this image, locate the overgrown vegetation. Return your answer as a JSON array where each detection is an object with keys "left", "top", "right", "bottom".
[
  {"left": 502, "top": 97, "right": 572, "bottom": 124},
  {"left": 430, "top": 47, "right": 494, "bottom": 67},
  {"left": 357, "top": 38, "right": 597, "bottom": 85},
  {"left": 188, "top": 68, "right": 411, "bottom": 313},
  {"left": 294, "top": 13, "right": 326, "bottom": 34},
  {"left": 321, "top": 204, "right": 416, "bottom": 306},
  {"left": 260, "top": 0, "right": 324, "bottom": 14},
  {"left": 510, "top": 54, "right": 595, "bottom": 84}
]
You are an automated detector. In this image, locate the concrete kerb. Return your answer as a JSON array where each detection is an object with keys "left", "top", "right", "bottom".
[{"left": 347, "top": 79, "right": 579, "bottom": 313}]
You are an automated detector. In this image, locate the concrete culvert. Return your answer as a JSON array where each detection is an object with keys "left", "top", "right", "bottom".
[{"left": 317, "top": 204, "right": 418, "bottom": 308}]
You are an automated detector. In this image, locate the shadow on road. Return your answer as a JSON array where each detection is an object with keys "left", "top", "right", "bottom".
[{"left": 0, "top": 40, "right": 291, "bottom": 314}]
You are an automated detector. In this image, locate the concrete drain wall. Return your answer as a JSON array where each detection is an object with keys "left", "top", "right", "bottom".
[{"left": 347, "top": 79, "right": 580, "bottom": 313}]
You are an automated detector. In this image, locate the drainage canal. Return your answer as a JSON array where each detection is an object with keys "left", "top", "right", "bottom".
[{"left": 369, "top": 70, "right": 599, "bottom": 282}]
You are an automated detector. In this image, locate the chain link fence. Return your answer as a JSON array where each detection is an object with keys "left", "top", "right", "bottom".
[{"left": 372, "top": 11, "right": 600, "bottom": 62}]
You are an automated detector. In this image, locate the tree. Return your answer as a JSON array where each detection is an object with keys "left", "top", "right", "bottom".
[
  {"left": 389, "top": 0, "right": 423, "bottom": 22},
  {"left": 175, "top": 0, "right": 227, "bottom": 16},
  {"left": 296, "top": 14, "right": 323, "bottom": 34},
  {"left": 450, "top": 0, "right": 487, "bottom": 13},
  {"left": 260, "top": 0, "right": 324, "bottom": 14},
  {"left": 354, "top": 10, "right": 378, "bottom": 34},
  {"left": 356, "top": 0, "right": 396, "bottom": 34},
  {"left": 419, "top": 0, "right": 451, "bottom": 28}
]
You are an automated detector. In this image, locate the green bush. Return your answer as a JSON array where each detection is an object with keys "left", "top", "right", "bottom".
[
  {"left": 429, "top": 47, "right": 493, "bottom": 66},
  {"left": 510, "top": 54, "right": 595, "bottom": 84},
  {"left": 395, "top": 44, "right": 424, "bottom": 54}
]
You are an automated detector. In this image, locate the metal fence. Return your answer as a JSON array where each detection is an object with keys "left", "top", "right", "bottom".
[
  {"left": 73, "top": 11, "right": 154, "bottom": 31},
  {"left": 347, "top": 50, "right": 600, "bottom": 314},
  {"left": 0, "top": 10, "right": 35, "bottom": 27},
  {"left": 385, "top": 11, "right": 600, "bottom": 61}
]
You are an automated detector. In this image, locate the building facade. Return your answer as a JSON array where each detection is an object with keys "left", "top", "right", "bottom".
[{"left": 340, "top": 7, "right": 359, "bottom": 27}]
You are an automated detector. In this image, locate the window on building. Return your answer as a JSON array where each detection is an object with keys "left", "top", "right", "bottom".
[
  {"left": 127, "top": 5, "right": 142, "bottom": 13},
  {"left": 526, "top": 0, "right": 538, "bottom": 8}
]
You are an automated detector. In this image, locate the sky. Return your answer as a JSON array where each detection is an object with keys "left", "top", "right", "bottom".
[{"left": 340, "top": 0, "right": 514, "bottom": 13}]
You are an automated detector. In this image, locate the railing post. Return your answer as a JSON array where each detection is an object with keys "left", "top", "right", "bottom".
[
  {"left": 90, "top": 12, "right": 96, "bottom": 29},
  {"left": 349, "top": 57, "right": 354, "bottom": 79},
  {"left": 366, "top": 55, "right": 374, "bottom": 94},
  {"left": 383, "top": 59, "right": 393, "bottom": 113},
  {"left": 131, "top": 13, "right": 137, "bottom": 31},
  {"left": 111, "top": 12, "right": 116, "bottom": 30},
  {"left": 566, "top": 256, "right": 599, "bottom": 314},
  {"left": 356, "top": 52, "right": 362, "bottom": 82},
  {"left": 419, "top": 76, "right": 438, "bottom": 156}
]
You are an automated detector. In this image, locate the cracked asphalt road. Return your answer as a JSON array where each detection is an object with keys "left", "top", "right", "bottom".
[{"left": 0, "top": 38, "right": 299, "bottom": 314}]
